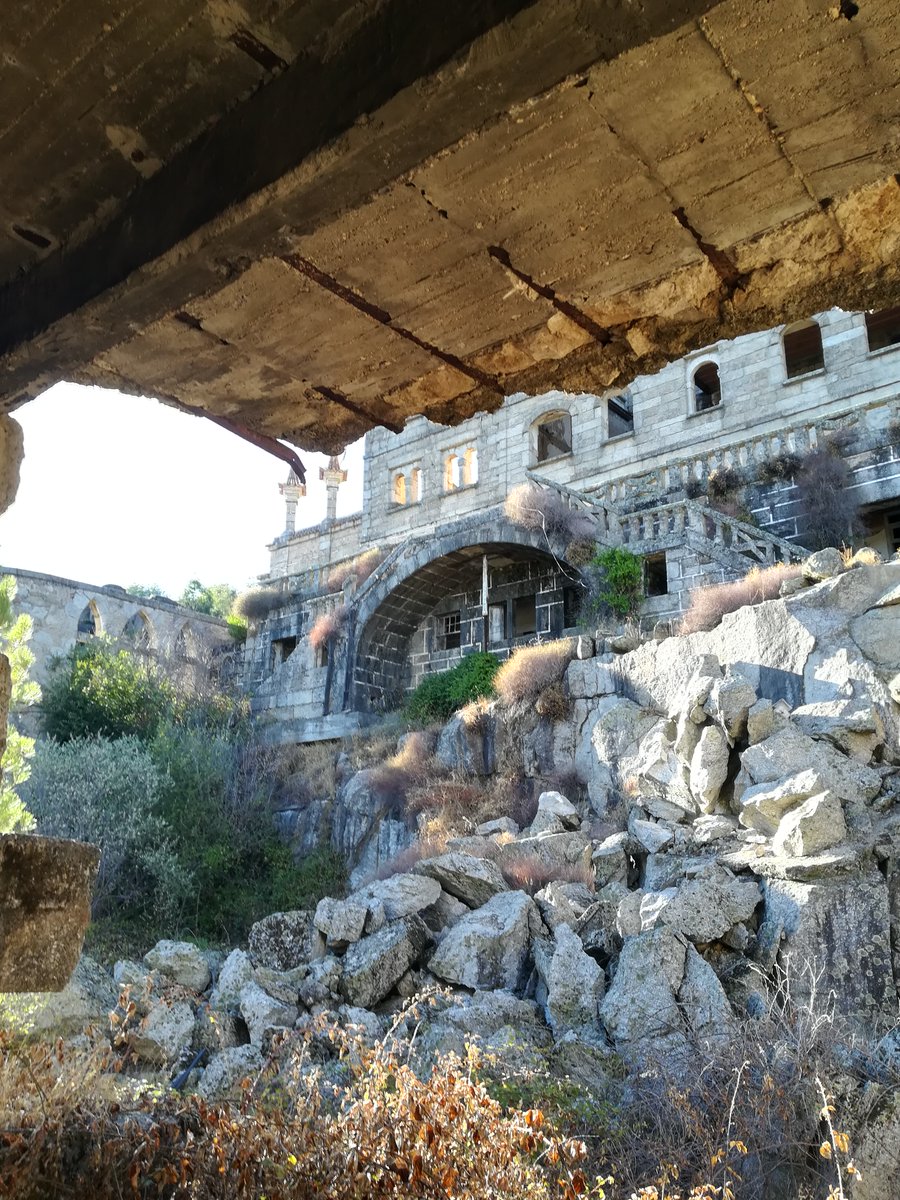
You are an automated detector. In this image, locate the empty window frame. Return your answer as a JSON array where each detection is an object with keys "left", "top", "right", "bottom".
[
  {"left": 462, "top": 447, "right": 479, "bottom": 486},
  {"left": 438, "top": 610, "right": 462, "bottom": 650},
  {"left": 535, "top": 413, "right": 572, "bottom": 462},
  {"left": 270, "top": 635, "right": 297, "bottom": 670},
  {"left": 513, "top": 594, "right": 537, "bottom": 637},
  {"left": 644, "top": 553, "right": 668, "bottom": 597},
  {"left": 314, "top": 642, "right": 329, "bottom": 668},
  {"left": 488, "top": 602, "right": 507, "bottom": 644},
  {"left": 392, "top": 472, "right": 407, "bottom": 504},
  {"left": 783, "top": 320, "right": 825, "bottom": 378},
  {"left": 865, "top": 306, "right": 900, "bottom": 352},
  {"left": 444, "top": 454, "right": 461, "bottom": 491},
  {"left": 562, "top": 586, "right": 581, "bottom": 628},
  {"left": 122, "top": 611, "right": 153, "bottom": 649},
  {"left": 77, "top": 601, "right": 100, "bottom": 637},
  {"left": 409, "top": 467, "right": 423, "bottom": 503},
  {"left": 692, "top": 362, "right": 721, "bottom": 412},
  {"left": 607, "top": 393, "right": 634, "bottom": 438}
]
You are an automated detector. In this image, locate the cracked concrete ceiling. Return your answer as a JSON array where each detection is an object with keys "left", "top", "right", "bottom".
[{"left": 1, "top": 0, "right": 899, "bottom": 460}]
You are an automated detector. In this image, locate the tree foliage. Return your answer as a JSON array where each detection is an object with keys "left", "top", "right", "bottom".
[
  {"left": 178, "top": 579, "right": 237, "bottom": 617},
  {"left": 0, "top": 575, "right": 39, "bottom": 833},
  {"left": 587, "top": 547, "right": 644, "bottom": 619}
]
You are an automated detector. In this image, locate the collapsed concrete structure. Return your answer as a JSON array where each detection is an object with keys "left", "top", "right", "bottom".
[{"left": 247, "top": 307, "right": 900, "bottom": 741}]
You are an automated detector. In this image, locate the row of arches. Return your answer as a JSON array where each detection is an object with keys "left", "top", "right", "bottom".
[{"left": 76, "top": 601, "right": 196, "bottom": 656}]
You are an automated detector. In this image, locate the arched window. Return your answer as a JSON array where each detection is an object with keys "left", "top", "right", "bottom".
[
  {"left": 534, "top": 412, "right": 572, "bottom": 462},
  {"left": 692, "top": 362, "right": 721, "bottom": 412},
  {"left": 783, "top": 319, "right": 824, "bottom": 378},
  {"left": 462, "top": 447, "right": 479, "bottom": 486},
  {"left": 865, "top": 306, "right": 900, "bottom": 352},
  {"left": 444, "top": 454, "right": 461, "bottom": 491},
  {"left": 392, "top": 472, "right": 407, "bottom": 504},
  {"left": 77, "top": 601, "right": 100, "bottom": 637},
  {"left": 175, "top": 623, "right": 195, "bottom": 659},
  {"left": 410, "top": 467, "right": 423, "bottom": 503},
  {"left": 122, "top": 611, "right": 153, "bottom": 649}
]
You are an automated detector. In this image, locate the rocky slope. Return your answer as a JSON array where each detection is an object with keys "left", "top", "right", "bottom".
[{"left": 5, "top": 556, "right": 900, "bottom": 1196}]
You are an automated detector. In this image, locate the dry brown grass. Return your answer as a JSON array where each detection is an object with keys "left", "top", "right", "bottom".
[
  {"left": 494, "top": 639, "right": 576, "bottom": 706},
  {"left": 499, "top": 854, "right": 594, "bottom": 895},
  {"left": 327, "top": 548, "right": 387, "bottom": 592},
  {"left": 841, "top": 545, "right": 883, "bottom": 567},
  {"left": 309, "top": 605, "right": 348, "bottom": 650},
  {"left": 678, "top": 563, "right": 804, "bottom": 635},
  {"left": 504, "top": 483, "right": 595, "bottom": 543},
  {"left": 275, "top": 740, "right": 339, "bottom": 800}
]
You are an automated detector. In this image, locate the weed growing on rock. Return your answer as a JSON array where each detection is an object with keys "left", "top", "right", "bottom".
[
  {"left": 404, "top": 652, "right": 499, "bottom": 723},
  {"left": 679, "top": 563, "right": 803, "bottom": 634},
  {"left": 494, "top": 639, "right": 576, "bottom": 706},
  {"left": 309, "top": 605, "right": 347, "bottom": 651}
]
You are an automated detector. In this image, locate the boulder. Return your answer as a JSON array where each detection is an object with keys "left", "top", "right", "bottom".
[
  {"left": 252, "top": 964, "right": 306, "bottom": 1005},
  {"left": 600, "top": 928, "right": 733, "bottom": 1058},
  {"left": 771, "top": 791, "right": 848, "bottom": 857},
  {"left": 445, "top": 835, "right": 502, "bottom": 860},
  {"left": 705, "top": 669, "right": 757, "bottom": 740},
  {"left": 498, "top": 831, "right": 592, "bottom": 874},
  {"left": 535, "top": 880, "right": 596, "bottom": 931},
  {"left": 803, "top": 547, "right": 845, "bottom": 581},
  {"left": 575, "top": 883, "right": 627, "bottom": 955},
  {"left": 422, "top": 889, "right": 469, "bottom": 934},
  {"left": 428, "top": 891, "right": 542, "bottom": 992},
  {"left": 657, "top": 868, "right": 761, "bottom": 942},
  {"left": 0, "top": 954, "right": 117, "bottom": 1036},
  {"left": 413, "top": 853, "right": 508, "bottom": 908},
  {"left": 143, "top": 940, "right": 211, "bottom": 993},
  {"left": 113, "top": 959, "right": 150, "bottom": 988},
  {"left": 238, "top": 981, "right": 298, "bottom": 1045},
  {"left": 436, "top": 712, "right": 492, "bottom": 775},
  {"left": 690, "top": 814, "right": 740, "bottom": 845},
  {"left": 616, "top": 889, "right": 677, "bottom": 936},
  {"left": 197, "top": 1045, "right": 265, "bottom": 1101},
  {"left": 248, "top": 910, "right": 322, "bottom": 971},
  {"left": 297, "top": 956, "right": 344, "bottom": 1008},
  {"left": 746, "top": 698, "right": 779, "bottom": 745},
  {"left": 209, "top": 949, "right": 253, "bottom": 1011},
  {"left": 591, "top": 832, "right": 630, "bottom": 886},
  {"left": 791, "top": 699, "right": 885, "bottom": 760},
  {"left": 533, "top": 791, "right": 581, "bottom": 830},
  {"left": 314, "top": 896, "right": 368, "bottom": 950},
  {"left": 192, "top": 1003, "right": 246, "bottom": 1054},
  {"left": 852, "top": 1089, "right": 900, "bottom": 1200},
  {"left": 339, "top": 917, "right": 429, "bottom": 1008},
  {"left": 630, "top": 818, "right": 675, "bottom": 855},
  {"left": 352, "top": 874, "right": 441, "bottom": 921},
  {"left": 737, "top": 768, "right": 831, "bottom": 835},
  {"left": 475, "top": 817, "right": 519, "bottom": 837},
  {"left": 689, "top": 725, "right": 730, "bottom": 811},
  {"left": 735, "top": 726, "right": 881, "bottom": 806},
  {"left": 534, "top": 923, "right": 604, "bottom": 1038},
  {"left": 130, "top": 1000, "right": 195, "bottom": 1064}
]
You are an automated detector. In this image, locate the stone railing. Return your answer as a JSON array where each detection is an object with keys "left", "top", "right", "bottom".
[{"left": 526, "top": 471, "right": 623, "bottom": 542}]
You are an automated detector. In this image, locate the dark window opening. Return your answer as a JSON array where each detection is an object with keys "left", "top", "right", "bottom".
[
  {"left": 488, "top": 602, "right": 507, "bottom": 644},
  {"left": 563, "top": 586, "right": 580, "bottom": 627},
  {"left": 607, "top": 394, "right": 634, "bottom": 438},
  {"left": 865, "top": 307, "right": 900, "bottom": 352},
  {"left": 77, "top": 604, "right": 97, "bottom": 636},
  {"left": 439, "top": 611, "right": 461, "bottom": 650},
  {"left": 693, "top": 362, "right": 721, "bottom": 412},
  {"left": 315, "top": 642, "right": 329, "bottom": 668},
  {"left": 513, "top": 595, "right": 537, "bottom": 637},
  {"left": 861, "top": 502, "right": 900, "bottom": 556},
  {"left": 783, "top": 321, "right": 825, "bottom": 378},
  {"left": 536, "top": 414, "right": 572, "bottom": 461},
  {"left": 644, "top": 553, "right": 668, "bottom": 597},
  {"left": 270, "top": 635, "right": 297, "bottom": 670}
]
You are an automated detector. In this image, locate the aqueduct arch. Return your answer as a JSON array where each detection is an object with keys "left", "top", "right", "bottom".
[{"left": 350, "top": 520, "right": 576, "bottom": 710}]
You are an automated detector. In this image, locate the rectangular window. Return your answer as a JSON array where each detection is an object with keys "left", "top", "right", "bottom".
[
  {"left": 314, "top": 642, "right": 329, "bottom": 669},
  {"left": 439, "top": 611, "right": 461, "bottom": 650},
  {"left": 644, "top": 553, "right": 668, "bottom": 597},
  {"left": 513, "top": 595, "right": 537, "bottom": 637},
  {"left": 270, "top": 635, "right": 297, "bottom": 670},
  {"left": 865, "top": 307, "right": 900, "bottom": 352},
  {"left": 488, "top": 602, "right": 507, "bottom": 644},
  {"left": 607, "top": 394, "right": 634, "bottom": 438},
  {"left": 563, "top": 586, "right": 580, "bottom": 627}
]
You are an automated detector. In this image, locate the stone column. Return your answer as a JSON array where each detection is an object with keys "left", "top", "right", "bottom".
[
  {"left": 279, "top": 469, "right": 306, "bottom": 535},
  {"left": 320, "top": 456, "right": 348, "bottom": 525}
]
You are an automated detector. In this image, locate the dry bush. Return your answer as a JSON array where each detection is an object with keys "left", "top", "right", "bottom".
[
  {"left": 368, "top": 737, "right": 445, "bottom": 815},
  {"left": 309, "top": 605, "right": 347, "bottom": 651},
  {"left": 756, "top": 452, "right": 802, "bottom": 485},
  {"left": 405, "top": 778, "right": 493, "bottom": 825},
  {"left": 535, "top": 682, "right": 570, "bottom": 721},
  {"left": 0, "top": 1025, "right": 594, "bottom": 1200},
  {"left": 842, "top": 545, "right": 882, "bottom": 567},
  {"left": 796, "top": 445, "right": 863, "bottom": 550},
  {"left": 706, "top": 465, "right": 744, "bottom": 499},
  {"left": 679, "top": 563, "right": 803, "bottom": 635},
  {"left": 543, "top": 765, "right": 587, "bottom": 804},
  {"left": 327, "top": 548, "right": 387, "bottom": 592},
  {"left": 494, "top": 639, "right": 576, "bottom": 707},
  {"left": 232, "top": 585, "right": 283, "bottom": 622},
  {"left": 499, "top": 853, "right": 594, "bottom": 895},
  {"left": 504, "top": 483, "right": 595, "bottom": 543},
  {"left": 564, "top": 538, "right": 596, "bottom": 567},
  {"left": 275, "top": 740, "right": 338, "bottom": 802},
  {"left": 365, "top": 834, "right": 450, "bottom": 880}
]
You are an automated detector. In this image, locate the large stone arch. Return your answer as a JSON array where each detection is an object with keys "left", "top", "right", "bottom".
[{"left": 349, "top": 515, "right": 576, "bottom": 711}]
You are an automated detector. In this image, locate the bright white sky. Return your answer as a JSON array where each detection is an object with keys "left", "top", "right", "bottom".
[{"left": 0, "top": 382, "right": 365, "bottom": 599}]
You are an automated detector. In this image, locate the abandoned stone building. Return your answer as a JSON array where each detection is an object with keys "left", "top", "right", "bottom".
[{"left": 245, "top": 305, "right": 900, "bottom": 741}]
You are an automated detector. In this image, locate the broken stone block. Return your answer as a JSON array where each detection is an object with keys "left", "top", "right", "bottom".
[
  {"left": 428, "top": 891, "right": 542, "bottom": 992},
  {"left": 772, "top": 791, "right": 848, "bottom": 857},
  {"left": 130, "top": 999, "right": 195, "bottom": 1064},
  {"left": 239, "top": 980, "right": 298, "bottom": 1045},
  {"left": 197, "top": 1045, "right": 265, "bottom": 1101},
  {"left": 314, "top": 896, "right": 368, "bottom": 950},
  {"left": 413, "top": 852, "right": 507, "bottom": 908},
  {"left": 248, "top": 910, "right": 322, "bottom": 972},
  {"left": 340, "top": 916, "right": 429, "bottom": 1008},
  {"left": 689, "top": 724, "right": 730, "bottom": 811},
  {"left": 534, "top": 923, "right": 604, "bottom": 1038},
  {"left": 705, "top": 669, "right": 757, "bottom": 741},
  {"left": 351, "top": 873, "right": 441, "bottom": 921},
  {"left": 144, "top": 940, "right": 211, "bottom": 993},
  {"left": 803, "top": 547, "right": 845, "bottom": 581},
  {"left": 738, "top": 769, "right": 829, "bottom": 835}
]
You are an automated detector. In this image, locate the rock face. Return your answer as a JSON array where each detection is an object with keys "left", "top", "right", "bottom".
[
  {"left": 534, "top": 923, "right": 604, "bottom": 1038},
  {"left": 0, "top": 953, "right": 117, "bottom": 1035},
  {"left": 0, "top": 833, "right": 100, "bottom": 992},
  {"left": 248, "top": 910, "right": 321, "bottom": 971},
  {"left": 144, "top": 941, "right": 212, "bottom": 992},
  {"left": 428, "top": 892, "right": 543, "bottom": 991}
]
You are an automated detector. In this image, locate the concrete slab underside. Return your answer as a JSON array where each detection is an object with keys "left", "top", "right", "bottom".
[{"left": 0, "top": 0, "right": 899, "bottom": 456}]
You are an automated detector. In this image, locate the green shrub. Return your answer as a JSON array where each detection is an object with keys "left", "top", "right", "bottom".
[
  {"left": 0, "top": 575, "right": 40, "bottom": 833},
  {"left": 23, "top": 736, "right": 182, "bottom": 919},
  {"left": 227, "top": 613, "right": 248, "bottom": 642},
  {"left": 41, "top": 642, "right": 176, "bottom": 742},
  {"left": 404, "top": 652, "right": 499, "bottom": 723},
  {"left": 588, "top": 546, "right": 643, "bottom": 618}
]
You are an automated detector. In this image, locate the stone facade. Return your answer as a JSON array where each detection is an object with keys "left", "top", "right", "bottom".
[{"left": 250, "top": 307, "right": 900, "bottom": 741}]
